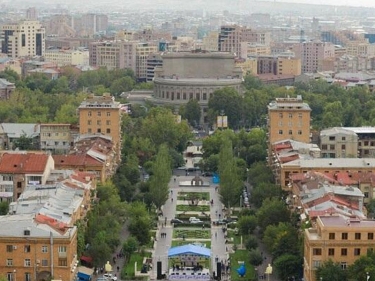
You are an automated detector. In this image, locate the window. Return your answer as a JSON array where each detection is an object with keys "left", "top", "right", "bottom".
[
  {"left": 288, "top": 130, "right": 292, "bottom": 135},
  {"left": 355, "top": 233, "right": 361, "bottom": 240},
  {"left": 106, "top": 120, "right": 111, "bottom": 125},
  {"left": 298, "top": 130, "right": 302, "bottom": 135},
  {"left": 25, "top": 273, "right": 31, "bottom": 281},
  {"left": 106, "top": 112, "right": 110, "bottom": 116},
  {"left": 58, "top": 246, "right": 66, "bottom": 253},
  {"left": 6, "top": 245, "right": 13, "bottom": 252},
  {"left": 329, "top": 136, "right": 335, "bottom": 141},
  {"left": 88, "top": 128, "right": 92, "bottom": 133},
  {"left": 24, "top": 245, "right": 31, "bottom": 253},
  {"left": 17, "top": 182, "right": 22, "bottom": 188},
  {"left": 342, "top": 144, "right": 346, "bottom": 150},
  {"left": 24, "top": 259, "right": 31, "bottom": 267},
  {"left": 312, "top": 248, "right": 322, "bottom": 255},
  {"left": 342, "top": 233, "right": 348, "bottom": 240},
  {"left": 368, "top": 233, "right": 374, "bottom": 240},
  {"left": 88, "top": 120, "right": 92, "bottom": 125},
  {"left": 329, "top": 233, "right": 335, "bottom": 240},
  {"left": 6, "top": 259, "right": 13, "bottom": 266},
  {"left": 97, "top": 120, "right": 101, "bottom": 125},
  {"left": 342, "top": 136, "right": 346, "bottom": 141},
  {"left": 279, "top": 113, "right": 283, "bottom": 118},
  {"left": 41, "top": 246, "right": 48, "bottom": 253},
  {"left": 288, "top": 121, "right": 292, "bottom": 127},
  {"left": 322, "top": 144, "right": 327, "bottom": 150},
  {"left": 88, "top": 111, "right": 92, "bottom": 117},
  {"left": 97, "top": 111, "right": 101, "bottom": 116},
  {"left": 58, "top": 259, "right": 67, "bottom": 267},
  {"left": 106, "top": 128, "right": 111, "bottom": 134},
  {"left": 288, "top": 113, "right": 292, "bottom": 118},
  {"left": 41, "top": 259, "right": 48, "bottom": 266},
  {"left": 312, "top": 260, "right": 320, "bottom": 269},
  {"left": 97, "top": 128, "right": 101, "bottom": 133},
  {"left": 341, "top": 262, "right": 347, "bottom": 270},
  {"left": 278, "top": 121, "right": 283, "bottom": 126},
  {"left": 328, "top": 248, "right": 335, "bottom": 256},
  {"left": 6, "top": 273, "right": 12, "bottom": 281},
  {"left": 354, "top": 248, "right": 361, "bottom": 256},
  {"left": 330, "top": 145, "right": 335, "bottom": 150},
  {"left": 341, "top": 248, "right": 347, "bottom": 256},
  {"left": 279, "top": 130, "right": 283, "bottom": 135}
]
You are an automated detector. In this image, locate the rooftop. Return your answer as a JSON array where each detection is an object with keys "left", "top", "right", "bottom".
[{"left": 0, "top": 153, "right": 50, "bottom": 174}]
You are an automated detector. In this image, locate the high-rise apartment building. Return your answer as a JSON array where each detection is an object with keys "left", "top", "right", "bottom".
[
  {"left": 202, "top": 31, "right": 219, "bottom": 51},
  {"left": 78, "top": 93, "right": 122, "bottom": 152},
  {"left": 218, "top": 25, "right": 271, "bottom": 59},
  {"left": 267, "top": 96, "right": 311, "bottom": 145},
  {"left": 292, "top": 41, "right": 335, "bottom": 73},
  {"left": 136, "top": 43, "right": 158, "bottom": 81},
  {"left": 1, "top": 21, "right": 45, "bottom": 58},
  {"left": 89, "top": 41, "right": 136, "bottom": 71},
  {"left": 26, "top": 7, "right": 38, "bottom": 20}
]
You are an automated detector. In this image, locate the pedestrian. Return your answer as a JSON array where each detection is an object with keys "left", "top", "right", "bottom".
[
  {"left": 215, "top": 232, "right": 217, "bottom": 239},
  {"left": 165, "top": 217, "right": 167, "bottom": 224},
  {"left": 171, "top": 198, "right": 173, "bottom": 202},
  {"left": 174, "top": 177, "right": 176, "bottom": 182},
  {"left": 171, "top": 190, "right": 173, "bottom": 194},
  {"left": 117, "top": 266, "right": 119, "bottom": 272}
]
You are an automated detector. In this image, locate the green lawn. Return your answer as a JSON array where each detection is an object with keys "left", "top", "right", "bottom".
[
  {"left": 171, "top": 240, "right": 211, "bottom": 248},
  {"left": 177, "top": 192, "right": 210, "bottom": 201},
  {"left": 176, "top": 204, "right": 210, "bottom": 212},
  {"left": 173, "top": 229, "right": 211, "bottom": 239},
  {"left": 121, "top": 252, "right": 151, "bottom": 280},
  {"left": 230, "top": 250, "right": 255, "bottom": 281},
  {"left": 227, "top": 229, "right": 242, "bottom": 246}
]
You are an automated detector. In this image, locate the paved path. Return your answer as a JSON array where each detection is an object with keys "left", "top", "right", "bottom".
[{"left": 151, "top": 176, "right": 227, "bottom": 280}]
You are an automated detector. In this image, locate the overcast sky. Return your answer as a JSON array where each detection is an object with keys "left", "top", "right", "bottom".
[{"left": 276, "top": 0, "right": 375, "bottom": 7}]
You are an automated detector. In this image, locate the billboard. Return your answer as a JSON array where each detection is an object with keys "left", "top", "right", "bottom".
[{"left": 216, "top": 115, "right": 228, "bottom": 128}]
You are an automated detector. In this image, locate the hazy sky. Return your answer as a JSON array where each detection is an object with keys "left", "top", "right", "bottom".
[{"left": 277, "top": 0, "right": 375, "bottom": 7}]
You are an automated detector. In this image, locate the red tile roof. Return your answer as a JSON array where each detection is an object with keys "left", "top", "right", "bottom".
[
  {"left": 53, "top": 155, "right": 102, "bottom": 167},
  {"left": 0, "top": 153, "right": 49, "bottom": 174}
]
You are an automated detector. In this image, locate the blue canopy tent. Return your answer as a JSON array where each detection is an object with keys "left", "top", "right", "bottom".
[{"left": 168, "top": 244, "right": 211, "bottom": 257}]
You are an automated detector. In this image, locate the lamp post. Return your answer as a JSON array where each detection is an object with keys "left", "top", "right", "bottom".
[{"left": 13, "top": 269, "right": 16, "bottom": 281}]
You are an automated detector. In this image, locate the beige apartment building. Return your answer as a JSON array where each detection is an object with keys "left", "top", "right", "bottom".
[
  {"left": 202, "top": 31, "right": 219, "bottom": 51},
  {"left": 89, "top": 41, "right": 137, "bottom": 71},
  {"left": 40, "top": 124, "right": 71, "bottom": 154},
  {"left": 267, "top": 96, "right": 311, "bottom": 145},
  {"left": 235, "top": 58, "right": 257, "bottom": 76},
  {"left": 346, "top": 41, "right": 375, "bottom": 57},
  {"left": 44, "top": 49, "right": 89, "bottom": 67},
  {"left": 304, "top": 216, "right": 375, "bottom": 281},
  {"left": 78, "top": 93, "right": 122, "bottom": 153},
  {"left": 1, "top": 21, "right": 45, "bottom": 58},
  {"left": 136, "top": 43, "right": 158, "bottom": 81},
  {"left": 319, "top": 127, "right": 359, "bottom": 158}
]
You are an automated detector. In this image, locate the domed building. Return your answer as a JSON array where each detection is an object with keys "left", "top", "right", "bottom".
[{"left": 151, "top": 50, "right": 243, "bottom": 123}]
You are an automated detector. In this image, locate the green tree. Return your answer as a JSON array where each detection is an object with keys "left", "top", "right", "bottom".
[
  {"left": 248, "top": 249, "right": 263, "bottom": 266},
  {"left": 256, "top": 198, "right": 290, "bottom": 232},
  {"left": 208, "top": 87, "right": 243, "bottom": 129},
  {"left": 316, "top": 260, "right": 348, "bottom": 281},
  {"left": 237, "top": 215, "right": 257, "bottom": 235},
  {"left": 127, "top": 202, "right": 151, "bottom": 245},
  {"left": 347, "top": 255, "right": 375, "bottom": 281},
  {"left": 247, "top": 162, "right": 275, "bottom": 186},
  {"left": 110, "top": 76, "right": 135, "bottom": 96},
  {"left": 13, "top": 134, "right": 35, "bottom": 150},
  {"left": 149, "top": 144, "right": 171, "bottom": 209},
  {"left": 88, "top": 230, "right": 113, "bottom": 267},
  {"left": 54, "top": 104, "right": 79, "bottom": 124},
  {"left": 122, "top": 236, "right": 139, "bottom": 259},
  {"left": 218, "top": 133, "right": 242, "bottom": 208},
  {"left": 184, "top": 99, "right": 201, "bottom": 127},
  {"left": 0, "top": 201, "right": 9, "bottom": 215},
  {"left": 250, "top": 183, "right": 281, "bottom": 209},
  {"left": 244, "top": 235, "right": 258, "bottom": 250},
  {"left": 273, "top": 254, "right": 303, "bottom": 281}
]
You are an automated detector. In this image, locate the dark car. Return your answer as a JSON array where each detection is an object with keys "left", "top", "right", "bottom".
[
  {"left": 171, "top": 218, "right": 184, "bottom": 224},
  {"left": 201, "top": 171, "right": 213, "bottom": 177}
]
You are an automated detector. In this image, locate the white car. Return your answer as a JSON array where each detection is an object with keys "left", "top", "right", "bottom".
[
  {"left": 189, "top": 217, "right": 203, "bottom": 224},
  {"left": 103, "top": 273, "right": 117, "bottom": 281}
]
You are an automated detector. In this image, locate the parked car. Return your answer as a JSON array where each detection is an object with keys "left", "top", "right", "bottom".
[
  {"left": 213, "top": 219, "right": 226, "bottom": 225},
  {"left": 103, "top": 274, "right": 117, "bottom": 281},
  {"left": 201, "top": 171, "right": 213, "bottom": 177},
  {"left": 171, "top": 218, "right": 184, "bottom": 224},
  {"left": 189, "top": 217, "right": 203, "bottom": 224}
]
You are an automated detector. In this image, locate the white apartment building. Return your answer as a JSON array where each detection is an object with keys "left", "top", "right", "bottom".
[
  {"left": 1, "top": 21, "right": 45, "bottom": 58},
  {"left": 44, "top": 49, "right": 89, "bottom": 66},
  {"left": 136, "top": 43, "right": 158, "bottom": 81}
]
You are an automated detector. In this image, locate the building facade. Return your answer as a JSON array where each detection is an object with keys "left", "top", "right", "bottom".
[
  {"left": 40, "top": 124, "right": 71, "bottom": 154},
  {"left": 136, "top": 43, "right": 158, "bottom": 81},
  {"left": 44, "top": 49, "right": 89, "bottom": 67},
  {"left": 1, "top": 21, "right": 45, "bottom": 58},
  {"left": 319, "top": 127, "right": 359, "bottom": 158},
  {"left": 267, "top": 96, "right": 311, "bottom": 145},
  {"left": 304, "top": 216, "right": 375, "bottom": 281},
  {"left": 0, "top": 78, "right": 15, "bottom": 99}
]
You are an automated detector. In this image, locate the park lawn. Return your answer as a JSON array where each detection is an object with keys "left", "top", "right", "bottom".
[
  {"left": 171, "top": 240, "right": 211, "bottom": 248},
  {"left": 227, "top": 230, "right": 242, "bottom": 246},
  {"left": 173, "top": 229, "right": 211, "bottom": 239},
  {"left": 230, "top": 250, "right": 255, "bottom": 281},
  {"left": 176, "top": 204, "right": 210, "bottom": 212},
  {"left": 122, "top": 252, "right": 152, "bottom": 279},
  {"left": 177, "top": 192, "right": 210, "bottom": 201}
]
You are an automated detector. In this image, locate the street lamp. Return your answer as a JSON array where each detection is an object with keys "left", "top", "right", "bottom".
[{"left": 13, "top": 270, "right": 16, "bottom": 281}]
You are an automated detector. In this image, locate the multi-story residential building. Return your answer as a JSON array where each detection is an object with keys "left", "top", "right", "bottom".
[
  {"left": 235, "top": 58, "right": 257, "bottom": 76},
  {"left": 245, "top": 43, "right": 271, "bottom": 57},
  {"left": 89, "top": 41, "right": 137, "bottom": 71},
  {"left": 40, "top": 124, "right": 71, "bottom": 154},
  {"left": 267, "top": 96, "right": 311, "bottom": 145},
  {"left": 319, "top": 127, "right": 359, "bottom": 158},
  {"left": 26, "top": 7, "right": 38, "bottom": 20},
  {"left": 43, "top": 15, "right": 76, "bottom": 38},
  {"left": 78, "top": 93, "right": 122, "bottom": 154},
  {"left": 146, "top": 54, "right": 163, "bottom": 82},
  {"left": 218, "top": 25, "right": 271, "bottom": 59},
  {"left": 346, "top": 41, "right": 375, "bottom": 57},
  {"left": 304, "top": 216, "right": 375, "bottom": 281},
  {"left": 292, "top": 41, "right": 335, "bottom": 73},
  {"left": 0, "top": 152, "right": 55, "bottom": 201},
  {"left": 344, "top": 127, "right": 375, "bottom": 158},
  {"left": 256, "top": 56, "right": 301, "bottom": 76},
  {"left": 0, "top": 78, "right": 15, "bottom": 99},
  {"left": 0, "top": 214, "right": 78, "bottom": 281},
  {"left": 1, "top": 21, "right": 45, "bottom": 58},
  {"left": 44, "top": 49, "right": 89, "bottom": 67},
  {"left": 202, "top": 31, "right": 219, "bottom": 51},
  {"left": 136, "top": 43, "right": 158, "bottom": 82}
]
